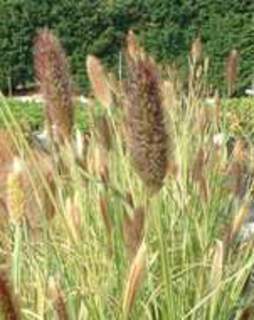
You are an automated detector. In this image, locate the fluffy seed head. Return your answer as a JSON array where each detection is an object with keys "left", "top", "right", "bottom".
[
  {"left": 7, "top": 158, "right": 25, "bottom": 224},
  {"left": 34, "top": 28, "right": 74, "bottom": 144},
  {"left": 86, "top": 55, "right": 112, "bottom": 108},
  {"left": 125, "top": 39, "right": 168, "bottom": 193}
]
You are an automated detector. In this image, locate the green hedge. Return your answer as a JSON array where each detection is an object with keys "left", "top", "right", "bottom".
[{"left": 0, "top": 0, "right": 254, "bottom": 94}]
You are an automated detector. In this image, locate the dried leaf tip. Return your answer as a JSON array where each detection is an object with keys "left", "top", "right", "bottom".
[{"left": 122, "top": 242, "right": 146, "bottom": 318}]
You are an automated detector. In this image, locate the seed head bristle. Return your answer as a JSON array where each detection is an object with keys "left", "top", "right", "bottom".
[
  {"left": 34, "top": 28, "right": 74, "bottom": 144},
  {"left": 125, "top": 38, "right": 169, "bottom": 193},
  {"left": 86, "top": 55, "right": 112, "bottom": 108}
]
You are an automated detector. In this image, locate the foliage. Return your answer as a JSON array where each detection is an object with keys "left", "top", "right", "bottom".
[{"left": 0, "top": 0, "right": 254, "bottom": 94}]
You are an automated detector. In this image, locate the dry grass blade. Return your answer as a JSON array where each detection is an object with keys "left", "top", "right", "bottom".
[
  {"left": 123, "top": 207, "right": 145, "bottom": 260},
  {"left": 74, "top": 130, "right": 90, "bottom": 170},
  {"left": 86, "top": 55, "right": 112, "bottom": 108},
  {"left": 99, "top": 196, "right": 113, "bottom": 253},
  {"left": 96, "top": 115, "right": 112, "bottom": 151},
  {"left": 191, "top": 147, "right": 210, "bottom": 201},
  {"left": 228, "top": 204, "right": 249, "bottom": 243},
  {"left": 34, "top": 28, "right": 74, "bottom": 144},
  {"left": 122, "top": 242, "right": 146, "bottom": 318},
  {"left": 0, "top": 272, "right": 20, "bottom": 320},
  {"left": 210, "top": 240, "right": 224, "bottom": 287},
  {"left": 48, "top": 276, "right": 69, "bottom": 320},
  {"left": 65, "top": 194, "right": 81, "bottom": 242},
  {"left": 125, "top": 34, "right": 169, "bottom": 193}
]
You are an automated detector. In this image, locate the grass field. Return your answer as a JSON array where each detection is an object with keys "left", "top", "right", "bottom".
[{"left": 0, "top": 30, "right": 254, "bottom": 320}]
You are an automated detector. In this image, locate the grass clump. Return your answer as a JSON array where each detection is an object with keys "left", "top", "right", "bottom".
[{"left": 0, "top": 29, "right": 254, "bottom": 320}]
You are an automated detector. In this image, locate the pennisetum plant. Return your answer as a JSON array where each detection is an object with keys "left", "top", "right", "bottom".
[
  {"left": 34, "top": 28, "right": 74, "bottom": 146},
  {"left": 124, "top": 31, "right": 169, "bottom": 194},
  {"left": 6, "top": 157, "right": 26, "bottom": 225},
  {"left": 86, "top": 55, "right": 113, "bottom": 109}
]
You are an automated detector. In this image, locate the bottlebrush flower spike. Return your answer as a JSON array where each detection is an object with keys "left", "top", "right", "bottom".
[
  {"left": 86, "top": 55, "right": 112, "bottom": 108},
  {"left": 124, "top": 34, "right": 169, "bottom": 193},
  {"left": 7, "top": 157, "right": 25, "bottom": 224},
  {"left": 34, "top": 28, "right": 74, "bottom": 144}
]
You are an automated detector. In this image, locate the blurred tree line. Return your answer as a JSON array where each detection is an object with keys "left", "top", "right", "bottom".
[{"left": 0, "top": 0, "right": 253, "bottom": 95}]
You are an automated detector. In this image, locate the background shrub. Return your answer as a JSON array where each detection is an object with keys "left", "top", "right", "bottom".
[{"left": 0, "top": 0, "right": 253, "bottom": 94}]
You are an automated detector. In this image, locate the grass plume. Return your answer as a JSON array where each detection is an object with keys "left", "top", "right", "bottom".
[
  {"left": 124, "top": 33, "right": 168, "bottom": 193},
  {"left": 86, "top": 55, "right": 112, "bottom": 108},
  {"left": 34, "top": 28, "right": 74, "bottom": 144}
]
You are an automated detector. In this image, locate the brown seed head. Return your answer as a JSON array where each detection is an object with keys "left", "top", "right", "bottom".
[
  {"left": 86, "top": 55, "right": 112, "bottom": 108},
  {"left": 34, "top": 28, "right": 74, "bottom": 144},
  {"left": 125, "top": 41, "right": 169, "bottom": 193}
]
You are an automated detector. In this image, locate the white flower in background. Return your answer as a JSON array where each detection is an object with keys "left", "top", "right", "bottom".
[{"left": 213, "top": 133, "right": 224, "bottom": 147}]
